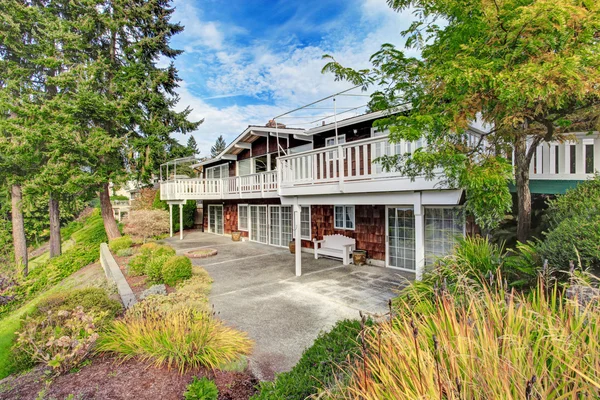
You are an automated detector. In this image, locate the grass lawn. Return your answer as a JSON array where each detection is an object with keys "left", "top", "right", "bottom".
[{"left": 0, "top": 263, "right": 112, "bottom": 379}]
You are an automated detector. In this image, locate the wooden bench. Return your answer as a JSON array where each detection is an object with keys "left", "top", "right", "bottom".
[{"left": 313, "top": 234, "right": 356, "bottom": 265}]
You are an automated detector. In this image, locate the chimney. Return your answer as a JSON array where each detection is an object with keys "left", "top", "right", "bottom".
[
  {"left": 322, "top": 121, "right": 325, "bottom": 126},
  {"left": 266, "top": 119, "right": 286, "bottom": 129}
]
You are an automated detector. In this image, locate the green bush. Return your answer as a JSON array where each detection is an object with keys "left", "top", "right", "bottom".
[
  {"left": 538, "top": 177, "right": 600, "bottom": 270},
  {"left": 34, "top": 288, "right": 122, "bottom": 326},
  {"left": 147, "top": 255, "right": 170, "bottom": 284},
  {"left": 60, "top": 220, "right": 84, "bottom": 241},
  {"left": 109, "top": 236, "right": 133, "bottom": 253},
  {"left": 128, "top": 252, "right": 149, "bottom": 276},
  {"left": 116, "top": 248, "right": 133, "bottom": 257},
  {"left": 162, "top": 256, "right": 192, "bottom": 286},
  {"left": 252, "top": 319, "right": 364, "bottom": 400},
  {"left": 184, "top": 377, "right": 219, "bottom": 400},
  {"left": 127, "top": 244, "right": 174, "bottom": 277}
]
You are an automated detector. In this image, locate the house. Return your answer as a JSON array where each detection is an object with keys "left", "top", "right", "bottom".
[{"left": 160, "top": 108, "right": 600, "bottom": 279}]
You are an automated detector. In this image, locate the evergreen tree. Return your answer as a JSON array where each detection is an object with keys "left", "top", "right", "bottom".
[
  {"left": 211, "top": 135, "right": 227, "bottom": 158},
  {"left": 187, "top": 135, "right": 199, "bottom": 156}
]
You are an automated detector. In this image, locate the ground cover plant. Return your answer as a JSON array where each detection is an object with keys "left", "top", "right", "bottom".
[
  {"left": 330, "top": 276, "right": 600, "bottom": 399},
  {"left": 252, "top": 319, "right": 365, "bottom": 400},
  {"left": 183, "top": 376, "right": 219, "bottom": 400},
  {"left": 108, "top": 236, "right": 133, "bottom": 253}
]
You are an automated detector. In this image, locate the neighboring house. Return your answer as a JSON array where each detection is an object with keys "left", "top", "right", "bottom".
[{"left": 160, "top": 110, "right": 600, "bottom": 279}]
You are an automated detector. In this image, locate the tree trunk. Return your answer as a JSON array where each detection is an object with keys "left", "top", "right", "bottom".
[
  {"left": 11, "top": 184, "right": 28, "bottom": 275},
  {"left": 99, "top": 183, "right": 121, "bottom": 240},
  {"left": 49, "top": 194, "right": 61, "bottom": 258},
  {"left": 514, "top": 135, "right": 532, "bottom": 242}
]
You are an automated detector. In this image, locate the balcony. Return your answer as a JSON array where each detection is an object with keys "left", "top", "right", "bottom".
[{"left": 160, "top": 170, "right": 278, "bottom": 201}]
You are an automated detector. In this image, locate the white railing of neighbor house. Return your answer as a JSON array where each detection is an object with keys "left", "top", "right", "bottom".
[
  {"left": 159, "top": 170, "right": 279, "bottom": 201},
  {"left": 526, "top": 133, "right": 600, "bottom": 180},
  {"left": 278, "top": 136, "right": 425, "bottom": 187}
]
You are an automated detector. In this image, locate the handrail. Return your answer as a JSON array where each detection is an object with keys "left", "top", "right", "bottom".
[{"left": 278, "top": 134, "right": 391, "bottom": 160}]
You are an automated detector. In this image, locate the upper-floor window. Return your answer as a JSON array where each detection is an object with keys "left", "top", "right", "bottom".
[
  {"left": 206, "top": 164, "right": 228, "bottom": 179},
  {"left": 238, "top": 159, "right": 252, "bottom": 176},
  {"left": 326, "top": 134, "right": 346, "bottom": 147}
]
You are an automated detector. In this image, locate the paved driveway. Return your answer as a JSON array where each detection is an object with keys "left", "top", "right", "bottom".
[{"left": 164, "top": 231, "right": 412, "bottom": 380}]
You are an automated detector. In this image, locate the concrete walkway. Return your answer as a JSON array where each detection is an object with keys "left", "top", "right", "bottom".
[{"left": 164, "top": 230, "right": 412, "bottom": 381}]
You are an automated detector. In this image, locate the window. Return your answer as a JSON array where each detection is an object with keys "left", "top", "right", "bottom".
[
  {"left": 238, "top": 204, "right": 248, "bottom": 231},
  {"left": 326, "top": 135, "right": 346, "bottom": 161},
  {"left": 301, "top": 206, "right": 311, "bottom": 239},
  {"left": 424, "top": 207, "right": 464, "bottom": 266},
  {"left": 238, "top": 159, "right": 252, "bottom": 176},
  {"left": 206, "top": 164, "right": 227, "bottom": 179},
  {"left": 254, "top": 156, "right": 268, "bottom": 173},
  {"left": 334, "top": 205, "right": 355, "bottom": 230}
]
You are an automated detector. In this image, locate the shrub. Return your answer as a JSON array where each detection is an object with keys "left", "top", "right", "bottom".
[
  {"left": 34, "top": 288, "right": 122, "bottom": 326},
  {"left": 16, "top": 306, "right": 101, "bottom": 375},
  {"left": 177, "top": 272, "right": 212, "bottom": 296},
  {"left": 162, "top": 256, "right": 192, "bottom": 286},
  {"left": 97, "top": 303, "right": 253, "bottom": 373},
  {"left": 332, "top": 279, "right": 600, "bottom": 399},
  {"left": 252, "top": 319, "right": 364, "bottom": 400},
  {"left": 538, "top": 176, "right": 600, "bottom": 270},
  {"left": 116, "top": 248, "right": 133, "bottom": 257},
  {"left": 147, "top": 255, "right": 170, "bottom": 284},
  {"left": 123, "top": 210, "right": 170, "bottom": 242},
  {"left": 127, "top": 244, "right": 175, "bottom": 277},
  {"left": 184, "top": 377, "right": 219, "bottom": 400},
  {"left": 108, "top": 236, "right": 133, "bottom": 253}
]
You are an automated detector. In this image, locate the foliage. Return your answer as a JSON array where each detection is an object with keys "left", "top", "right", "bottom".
[
  {"left": 123, "top": 210, "right": 170, "bottom": 242},
  {"left": 161, "top": 256, "right": 192, "bottom": 287},
  {"left": 322, "top": 0, "right": 600, "bottom": 236},
  {"left": 0, "top": 211, "right": 107, "bottom": 317},
  {"left": 97, "top": 303, "right": 252, "bottom": 373},
  {"left": 34, "top": 288, "right": 122, "bottom": 326},
  {"left": 184, "top": 376, "right": 218, "bottom": 400},
  {"left": 147, "top": 255, "right": 170, "bottom": 284},
  {"left": 538, "top": 177, "right": 600, "bottom": 270},
  {"left": 210, "top": 135, "right": 227, "bottom": 158},
  {"left": 186, "top": 136, "right": 199, "bottom": 157},
  {"left": 16, "top": 306, "right": 101, "bottom": 375},
  {"left": 110, "top": 195, "right": 129, "bottom": 201},
  {"left": 108, "top": 236, "right": 133, "bottom": 253},
  {"left": 116, "top": 248, "right": 133, "bottom": 257},
  {"left": 330, "top": 278, "right": 600, "bottom": 399},
  {"left": 0, "top": 275, "right": 16, "bottom": 306},
  {"left": 60, "top": 220, "right": 84, "bottom": 242},
  {"left": 152, "top": 189, "right": 167, "bottom": 210},
  {"left": 252, "top": 319, "right": 365, "bottom": 400},
  {"left": 131, "top": 188, "right": 158, "bottom": 211}
]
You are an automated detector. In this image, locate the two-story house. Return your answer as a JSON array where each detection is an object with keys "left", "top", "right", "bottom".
[{"left": 160, "top": 110, "right": 600, "bottom": 279}]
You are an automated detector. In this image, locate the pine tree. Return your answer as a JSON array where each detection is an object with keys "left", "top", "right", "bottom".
[
  {"left": 187, "top": 135, "right": 199, "bottom": 156},
  {"left": 211, "top": 135, "right": 227, "bottom": 158}
]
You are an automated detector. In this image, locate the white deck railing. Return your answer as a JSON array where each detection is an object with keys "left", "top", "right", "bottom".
[
  {"left": 278, "top": 135, "right": 424, "bottom": 187},
  {"left": 526, "top": 133, "right": 600, "bottom": 180},
  {"left": 160, "top": 170, "right": 278, "bottom": 201}
]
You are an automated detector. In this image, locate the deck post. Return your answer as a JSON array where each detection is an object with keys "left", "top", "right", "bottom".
[
  {"left": 414, "top": 193, "right": 425, "bottom": 281},
  {"left": 169, "top": 203, "right": 173, "bottom": 237},
  {"left": 294, "top": 198, "right": 302, "bottom": 276},
  {"left": 179, "top": 203, "right": 183, "bottom": 240}
]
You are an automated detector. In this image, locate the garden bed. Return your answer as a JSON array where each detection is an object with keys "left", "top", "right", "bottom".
[
  {"left": 0, "top": 355, "right": 257, "bottom": 400},
  {"left": 184, "top": 248, "right": 218, "bottom": 258},
  {"left": 113, "top": 253, "right": 176, "bottom": 299}
]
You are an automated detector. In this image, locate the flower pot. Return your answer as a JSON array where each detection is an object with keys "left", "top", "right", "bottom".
[
  {"left": 353, "top": 250, "right": 367, "bottom": 266},
  {"left": 231, "top": 231, "right": 242, "bottom": 242},
  {"left": 289, "top": 240, "right": 296, "bottom": 254}
]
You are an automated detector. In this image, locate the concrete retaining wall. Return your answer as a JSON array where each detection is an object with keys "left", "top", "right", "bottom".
[{"left": 100, "top": 243, "right": 137, "bottom": 308}]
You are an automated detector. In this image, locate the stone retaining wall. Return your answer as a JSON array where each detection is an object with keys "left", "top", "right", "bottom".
[{"left": 100, "top": 243, "right": 137, "bottom": 308}]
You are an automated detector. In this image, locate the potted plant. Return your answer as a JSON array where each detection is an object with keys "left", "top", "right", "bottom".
[
  {"left": 231, "top": 231, "right": 242, "bottom": 242},
  {"left": 352, "top": 250, "right": 367, "bottom": 266}
]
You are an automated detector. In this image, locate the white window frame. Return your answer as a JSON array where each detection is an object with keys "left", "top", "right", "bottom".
[
  {"left": 237, "top": 204, "right": 249, "bottom": 231},
  {"left": 237, "top": 159, "right": 252, "bottom": 176},
  {"left": 300, "top": 206, "right": 311, "bottom": 240},
  {"left": 206, "top": 164, "right": 228, "bottom": 179},
  {"left": 334, "top": 205, "right": 355, "bottom": 230},
  {"left": 326, "top": 134, "right": 346, "bottom": 147}
]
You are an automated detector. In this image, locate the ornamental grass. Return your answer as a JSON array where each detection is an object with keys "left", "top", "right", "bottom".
[
  {"left": 97, "top": 300, "right": 252, "bottom": 373},
  {"left": 333, "top": 278, "right": 600, "bottom": 399}
]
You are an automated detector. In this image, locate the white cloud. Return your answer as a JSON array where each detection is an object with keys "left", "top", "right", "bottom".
[{"left": 170, "top": 0, "right": 418, "bottom": 156}]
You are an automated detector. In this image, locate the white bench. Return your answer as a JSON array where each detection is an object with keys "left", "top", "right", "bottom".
[{"left": 313, "top": 234, "right": 356, "bottom": 265}]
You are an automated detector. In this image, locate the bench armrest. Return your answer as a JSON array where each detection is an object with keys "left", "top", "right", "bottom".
[
  {"left": 341, "top": 243, "right": 354, "bottom": 249},
  {"left": 313, "top": 239, "right": 325, "bottom": 244}
]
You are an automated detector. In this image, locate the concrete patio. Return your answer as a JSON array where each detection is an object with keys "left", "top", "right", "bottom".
[{"left": 164, "top": 230, "right": 412, "bottom": 381}]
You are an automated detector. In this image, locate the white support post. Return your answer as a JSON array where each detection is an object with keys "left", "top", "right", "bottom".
[
  {"left": 542, "top": 143, "right": 550, "bottom": 175},
  {"left": 338, "top": 145, "right": 344, "bottom": 192},
  {"left": 558, "top": 143, "right": 566, "bottom": 174},
  {"left": 576, "top": 140, "right": 585, "bottom": 175},
  {"left": 169, "top": 203, "right": 173, "bottom": 237},
  {"left": 414, "top": 194, "right": 425, "bottom": 281},
  {"left": 179, "top": 203, "right": 184, "bottom": 240},
  {"left": 293, "top": 198, "right": 302, "bottom": 277}
]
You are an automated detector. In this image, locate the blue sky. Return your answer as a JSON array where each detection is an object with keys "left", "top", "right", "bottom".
[{"left": 167, "top": 0, "right": 416, "bottom": 156}]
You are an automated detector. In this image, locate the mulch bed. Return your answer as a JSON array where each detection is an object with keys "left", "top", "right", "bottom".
[{"left": 0, "top": 356, "right": 258, "bottom": 400}]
